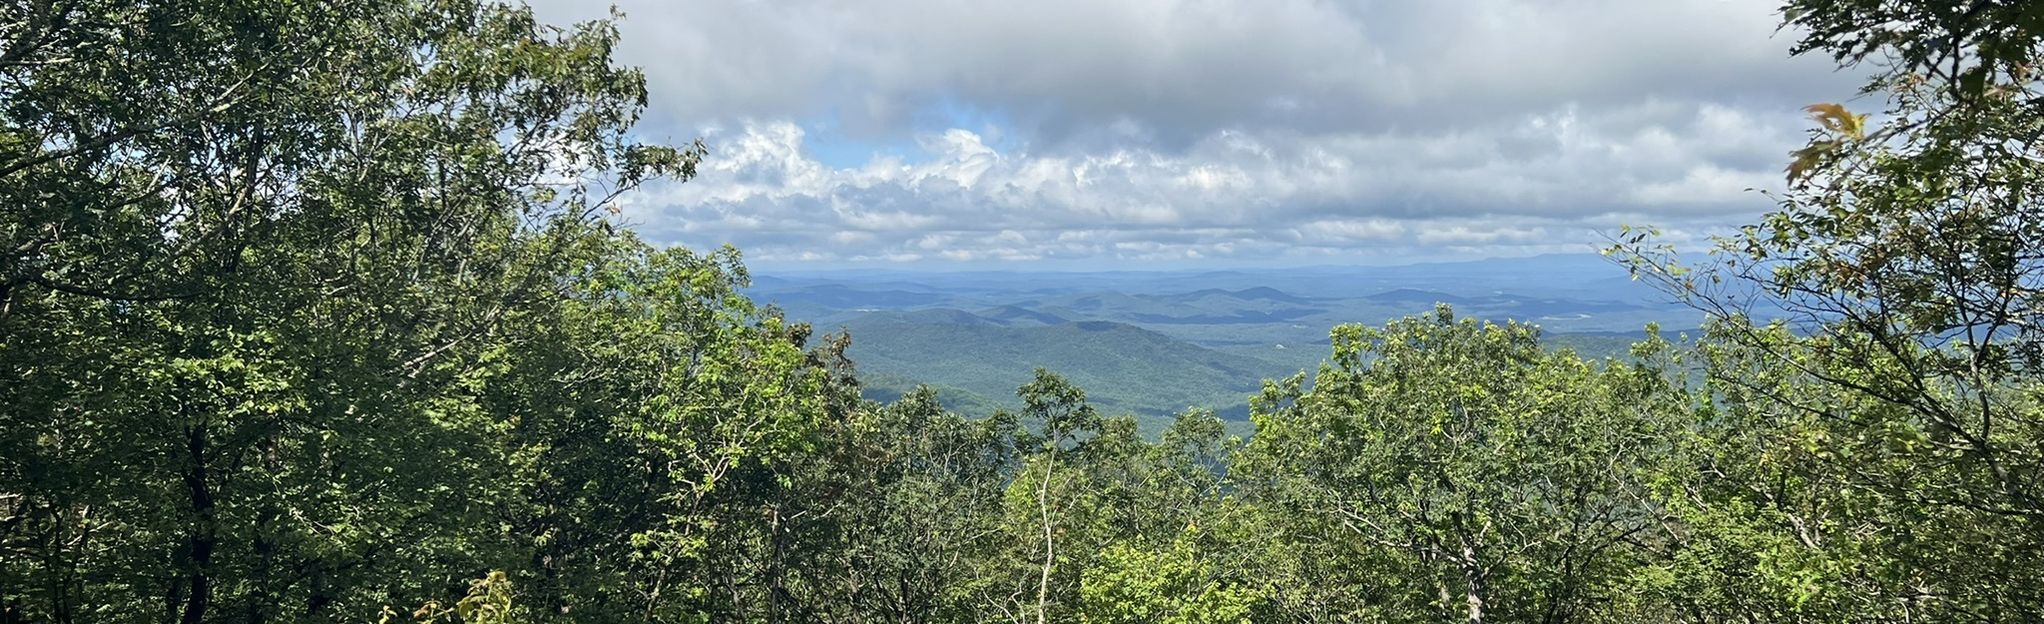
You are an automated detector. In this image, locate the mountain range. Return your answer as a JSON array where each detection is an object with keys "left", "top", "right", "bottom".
[{"left": 752, "top": 254, "right": 1706, "bottom": 430}]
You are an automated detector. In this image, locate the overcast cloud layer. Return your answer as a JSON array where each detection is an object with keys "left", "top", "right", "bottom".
[{"left": 529, "top": 0, "right": 1859, "bottom": 267}]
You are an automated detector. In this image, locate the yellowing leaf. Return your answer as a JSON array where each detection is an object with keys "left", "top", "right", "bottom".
[{"left": 1804, "top": 102, "right": 1868, "bottom": 139}]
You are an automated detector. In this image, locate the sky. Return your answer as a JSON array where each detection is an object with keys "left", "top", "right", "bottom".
[{"left": 527, "top": 0, "right": 1861, "bottom": 270}]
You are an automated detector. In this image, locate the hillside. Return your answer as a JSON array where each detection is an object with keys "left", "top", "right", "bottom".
[
  {"left": 767, "top": 263, "right": 1710, "bottom": 433},
  {"left": 840, "top": 311, "right": 1281, "bottom": 427}
]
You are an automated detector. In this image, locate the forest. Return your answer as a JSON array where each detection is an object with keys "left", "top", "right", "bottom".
[{"left": 2, "top": 0, "right": 2041, "bottom": 622}]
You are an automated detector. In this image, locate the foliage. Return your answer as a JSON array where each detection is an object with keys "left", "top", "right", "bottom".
[
  {"left": 1606, "top": 0, "right": 2044, "bottom": 620},
  {"left": 1236, "top": 307, "right": 1685, "bottom": 623},
  {"left": 1078, "top": 537, "right": 1260, "bottom": 624},
  {"left": 7, "top": 0, "right": 2044, "bottom": 622},
  {"left": 387, "top": 572, "right": 519, "bottom": 624}
]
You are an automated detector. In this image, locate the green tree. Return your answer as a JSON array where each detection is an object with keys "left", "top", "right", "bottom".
[
  {"left": 794, "top": 386, "right": 1020, "bottom": 623},
  {"left": 0, "top": 1, "right": 700, "bottom": 621},
  {"left": 1078, "top": 536, "right": 1260, "bottom": 624},
  {"left": 1611, "top": 0, "right": 2044, "bottom": 619},
  {"left": 995, "top": 372, "right": 1253, "bottom": 624},
  {"left": 1002, "top": 369, "right": 1103, "bottom": 624},
  {"left": 1237, "top": 307, "right": 1684, "bottom": 623},
  {"left": 478, "top": 242, "right": 855, "bottom": 622},
  {"left": 388, "top": 571, "right": 520, "bottom": 624}
]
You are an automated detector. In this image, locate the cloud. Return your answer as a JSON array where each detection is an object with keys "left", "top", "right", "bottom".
[
  {"left": 624, "top": 98, "right": 1798, "bottom": 264},
  {"left": 521, "top": 0, "right": 1856, "bottom": 265},
  {"left": 532, "top": 0, "right": 1847, "bottom": 140}
]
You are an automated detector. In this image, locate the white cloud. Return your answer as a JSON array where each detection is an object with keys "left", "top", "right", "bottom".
[
  {"left": 530, "top": 0, "right": 1848, "bottom": 139},
  {"left": 518, "top": 0, "right": 1856, "bottom": 264},
  {"left": 623, "top": 98, "right": 1798, "bottom": 264}
]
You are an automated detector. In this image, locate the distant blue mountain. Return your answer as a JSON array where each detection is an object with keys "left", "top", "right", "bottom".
[
  {"left": 1362, "top": 288, "right": 1473, "bottom": 305},
  {"left": 765, "top": 254, "right": 1705, "bottom": 432},
  {"left": 1171, "top": 286, "right": 1314, "bottom": 304},
  {"left": 979, "top": 305, "right": 1068, "bottom": 326}
]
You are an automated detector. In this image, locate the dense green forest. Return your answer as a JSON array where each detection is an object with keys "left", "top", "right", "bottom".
[{"left": 3, "top": 0, "right": 2041, "bottom": 622}]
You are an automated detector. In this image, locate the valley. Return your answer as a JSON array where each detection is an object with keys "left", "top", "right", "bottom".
[{"left": 751, "top": 253, "right": 1703, "bottom": 430}]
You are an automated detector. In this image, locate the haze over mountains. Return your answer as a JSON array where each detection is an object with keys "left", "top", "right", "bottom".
[{"left": 751, "top": 254, "right": 1703, "bottom": 428}]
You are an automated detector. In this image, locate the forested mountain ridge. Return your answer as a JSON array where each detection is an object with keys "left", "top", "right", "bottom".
[
  {"left": 829, "top": 287, "right": 1662, "bottom": 429},
  {"left": 4, "top": 2, "right": 2044, "bottom": 624},
  {"left": 756, "top": 258, "right": 1698, "bottom": 428},
  {"left": 843, "top": 312, "right": 1275, "bottom": 422}
]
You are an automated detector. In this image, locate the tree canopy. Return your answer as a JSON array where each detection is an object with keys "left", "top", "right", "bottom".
[{"left": 5, "top": 0, "right": 2042, "bottom": 622}]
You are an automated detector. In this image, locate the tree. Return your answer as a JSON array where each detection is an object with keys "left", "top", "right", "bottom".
[
  {"left": 1610, "top": 0, "right": 2044, "bottom": 619},
  {"left": 1078, "top": 536, "right": 1260, "bottom": 624},
  {"left": 1237, "top": 307, "right": 1684, "bottom": 623},
  {"left": 479, "top": 242, "right": 854, "bottom": 622},
  {"left": 1001, "top": 369, "right": 1102, "bottom": 624},
  {"left": 794, "top": 386, "right": 1019, "bottom": 623},
  {"left": 0, "top": 1, "right": 700, "bottom": 621}
]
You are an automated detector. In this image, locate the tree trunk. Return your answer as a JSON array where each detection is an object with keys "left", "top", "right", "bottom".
[
  {"left": 1033, "top": 458, "right": 1056, "bottom": 624},
  {"left": 302, "top": 560, "right": 334, "bottom": 620},
  {"left": 1459, "top": 543, "right": 1485, "bottom": 624},
  {"left": 178, "top": 425, "right": 217, "bottom": 624}
]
